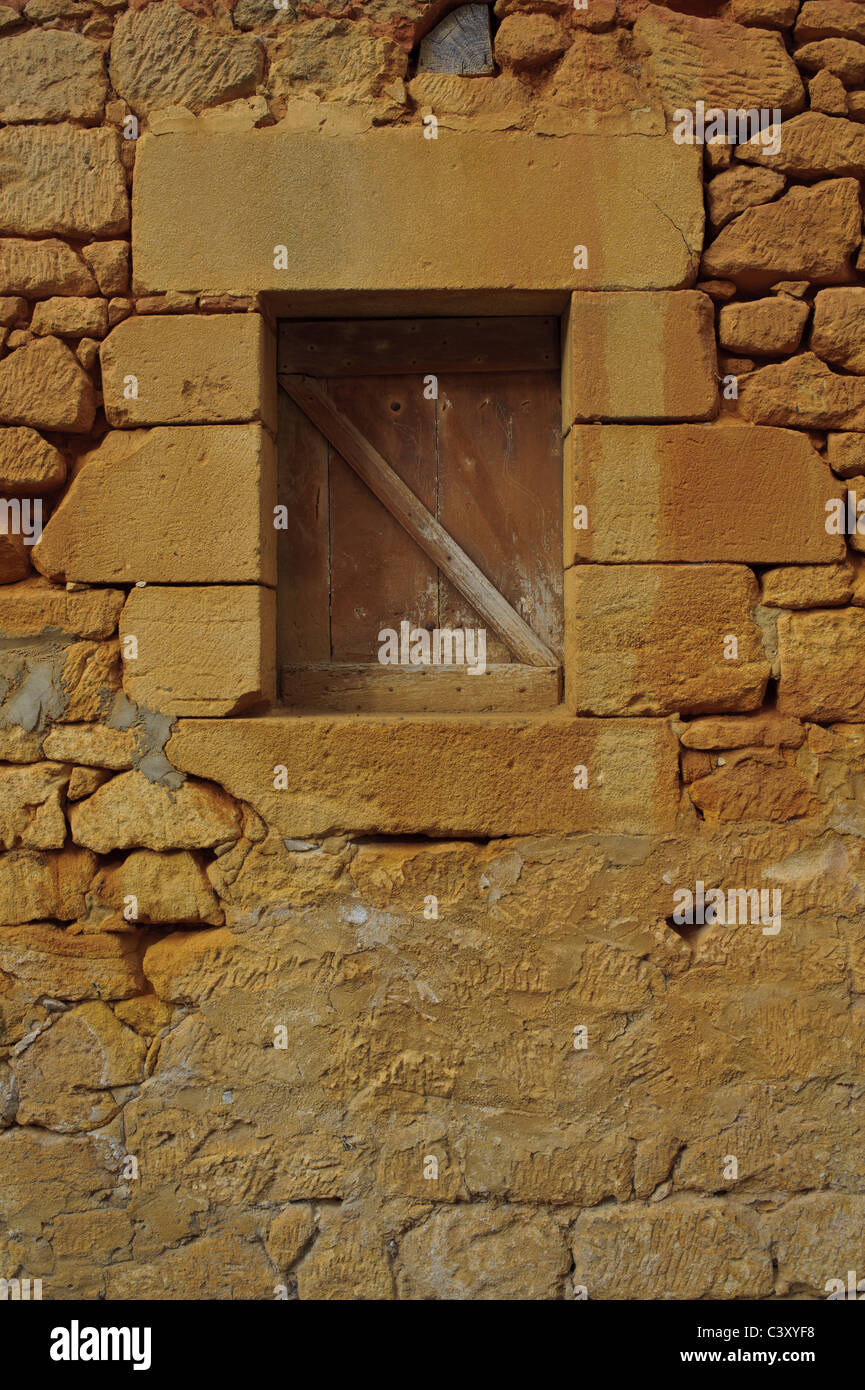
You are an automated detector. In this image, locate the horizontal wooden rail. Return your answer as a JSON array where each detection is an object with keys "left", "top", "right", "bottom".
[
  {"left": 282, "top": 663, "right": 561, "bottom": 713},
  {"left": 278, "top": 316, "right": 560, "bottom": 376}
]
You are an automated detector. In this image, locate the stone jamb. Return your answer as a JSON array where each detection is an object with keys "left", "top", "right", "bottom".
[{"left": 91, "top": 128, "right": 718, "bottom": 831}]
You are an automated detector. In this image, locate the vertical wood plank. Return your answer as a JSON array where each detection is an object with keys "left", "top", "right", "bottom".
[
  {"left": 277, "top": 385, "right": 331, "bottom": 664},
  {"left": 436, "top": 370, "right": 564, "bottom": 662},
  {"left": 326, "top": 375, "right": 439, "bottom": 663}
]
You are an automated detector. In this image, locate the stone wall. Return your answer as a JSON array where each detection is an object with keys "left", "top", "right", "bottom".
[{"left": 1, "top": 0, "right": 865, "bottom": 1301}]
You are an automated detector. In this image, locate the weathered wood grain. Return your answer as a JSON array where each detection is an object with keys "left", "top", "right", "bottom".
[
  {"left": 417, "top": 3, "right": 494, "bottom": 76},
  {"left": 278, "top": 317, "right": 559, "bottom": 376},
  {"left": 280, "top": 372, "right": 558, "bottom": 667},
  {"left": 324, "top": 374, "right": 438, "bottom": 663},
  {"left": 276, "top": 385, "right": 331, "bottom": 663},
  {"left": 281, "top": 663, "right": 561, "bottom": 712},
  {"left": 437, "top": 369, "right": 564, "bottom": 661}
]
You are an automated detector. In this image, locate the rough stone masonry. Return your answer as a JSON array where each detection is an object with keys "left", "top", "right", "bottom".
[{"left": 1, "top": 0, "right": 865, "bottom": 1303}]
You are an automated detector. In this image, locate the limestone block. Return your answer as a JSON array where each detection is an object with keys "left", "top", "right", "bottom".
[
  {"left": 0, "top": 845, "right": 96, "bottom": 923},
  {"left": 718, "top": 297, "right": 809, "bottom": 355},
  {"left": 67, "top": 768, "right": 111, "bottom": 801},
  {"left": 0, "top": 29, "right": 107, "bottom": 123},
  {"left": 13, "top": 1001, "right": 147, "bottom": 1132},
  {"left": 634, "top": 6, "right": 805, "bottom": 116},
  {"left": 697, "top": 279, "right": 736, "bottom": 301},
  {"left": 269, "top": 19, "right": 406, "bottom": 106},
  {"left": 118, "top": 585, "right": 276, "bottom": 716},
  {"left": 81, "top": 242, "right": 129, "bottom": 296},
  {"left": 24, "top": 0, "right": 93, "bottom": 19},
  {"left": 570, "top": 1201, "right": 773, "bottom": 1300},
  {"left": 266, "top": 1205, "right": 316, "bottom": 1272},
  {"left": 113, "top": 994, "right": 173, "bottom": 1037},
  {"left": 707, "top": 166, "right": 785, "bottom": 230},
  {"left": 294, "top": 1218, "right": 394, "bottom": 1299},
  {"left": 808, "top": 69, "right": 849, "bottom": 116},
  {"left": 811, "top": 288, "right": 865, "bottom": 372},
  {"left": 739, "top": 353, "right": 865, "bottom": 429},
  {"left": 735, "top": 112, "right": 865, "bottom": 179},
  {"left": 76, "top": 339, "right": 99, "bottom": 372},
  {"left": 567, "top": 0, "right": 616, "bottom": 28},
  {"left": 564, "top": 565, "right": 769, "bottom": 716},
  {"left": 59, "top": 640, "right": 121, "bottom": 721},
  {"left": 131, "top": 129, "right": 703, "bottom": 295},
  {"left": 846, "top": 494, "right": 865, "bottom": 560},
  {"left": 704, "top": 143, "right": 733, "bottom": 174},
  {"left": 0, "top": 126, "right": 128, "bottom": 239},
  {"left": 0, "top": 297, "right": 26, "bottom": 328},
  {"left": 52, "top": 1210, "right": 133, "bottom": 1263},
  {"left": 103, "top": 1232, "right": 278, "bottom": 1301},
  {"left": 771, "top": 282, "right": 811, "bottom": 299},
  {"left": 0, "top": 922, "right": 146, "bottom": 998},
  {"left": 0, "top": 427, "right": 66, "bottom": 494},
  {"left": 396, "top": 1206, "right": 569, "bottom": 1300},
  {"left": 142, "top": 927, "right": 244, "bottom": 1005},
  {"left": 42, "top": 724, "right": 138, "bottom": 769},
  {"left": 731, "top": 0, "right": 800, "bottom": 28},
  {"left": 69, "top": 769, "right": 243, "bottom": 853},
  {"left": 564, "top": 292, "right": 718, "bottom": 424},
  {"left": 687, "top": 748, "right": 819, "bottom": 824},
  {"left": 89, "top": 849, "right": 224, "bottom": 927},
  {"left": 0, "top": 1128, "right": 118, "bottom": 1231},
  {"left": 539, "top": 29, "right": 665, "bottom": 137},
  {"left": 494, "top": 14, "right": 566, "bottom": 72},
  {"left": 795, "top": 39, "right": 865, "bottom": 86},
  {"left": 827, "top": 430, "right": 865, "bottom": 475},
  {"left": 134, "top": 291, "right": 197, "bottom": 315},
  {"left": 796, "top": 3, "right": 865, "bottom": 45},
  {"left": 778, "top": 608, "right": 865, "bottom": 719},
  {"left": 566, "top": 425, "right": 841, "bottom": 564},
  {"left": 100, "top": 314, "right": 276, "bottom": 429},
  {"left": 679, "top": 713, "right": 805, "bottom": 749},
  {"left": 234, "top": 0, "right": 290, "bottom": 27},
  {"left": 0, "top": 577, "right": 124, "bottom": 638},
  {"left": 110, "top": 4, "right": 264, "bottom": 115},
  {"left": 764, "top": 1194, "right": 865, "bottom": 1293},
  {"left": 0, "top": 1064, "right": 15, "bottom": 1129},
  {"left": 0, "top": 337, "right": 95, "bottom": 432},
  {"left": 0, "top": 531, "right": 30, "bottom": 584},
  {"left": 207, "top": 831, "right": 345, "bottom": 911},
  {"left": 0, "top": 725, "right": 44, "bottom": 762},
  {"left": 34, "top": 425, "right": 276, "bottom": 584},
  {"left": 31, "top": 298, "right": 108, "bottom": 340},
  {"left": 761, "top": 562, "right": 854, "bottom": 608},
  {"left": 166, "top": 713, "right": 682, "bottom": 837},
  {"left": 397, "top": 67, "right": 514, "bottom": 134},
  {"left": 0, "top": 761, "right": 69, "bottom": 850},
  {"left": 0, "top": 238, "right": 97, "bottom": 298},
  {"left": 701, "top": 180, "right": 862, "bottom": 290},
  {"left": 108, "top": 297, "right": 133, "bottom": 328}
]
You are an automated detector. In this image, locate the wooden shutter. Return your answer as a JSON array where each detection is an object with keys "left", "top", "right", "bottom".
[{"left": 276, "top": 318, "right": 563, "bottom": 713}]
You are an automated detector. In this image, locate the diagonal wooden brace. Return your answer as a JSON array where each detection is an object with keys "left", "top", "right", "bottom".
[{"left": 279, "top": 373, "right": 558, "bottom": 668}]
